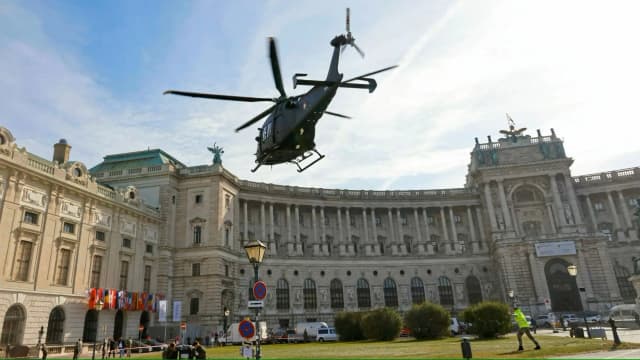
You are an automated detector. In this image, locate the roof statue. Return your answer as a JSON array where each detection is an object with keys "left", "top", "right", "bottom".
[
  {"left": 499, "top": 113, "right": 527, "bottom": 142},
  {"left": 207, "top": 143, "right": 224, "bottom": 165}
]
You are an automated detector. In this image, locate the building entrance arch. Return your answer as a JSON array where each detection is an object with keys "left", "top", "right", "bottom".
[
  {"left": 139, "top": 311, "right": 150, "bottom": 339},
  {"left": 113, "top": 310, "right": 124, "bottom": 340},
  {"left": 545, "top": 258, "right": 582, "bottom": 312}
]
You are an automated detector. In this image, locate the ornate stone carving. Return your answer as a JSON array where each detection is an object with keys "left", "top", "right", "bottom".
[
  {"left": 143, "top": 225, "right": 158, "bottom": 242},
  {"left": 21, "top": 187, "right": 47, "bottom": 209},
  {"left": 120, "top": 216, "right": 136, "bottom": 236},
  {"left": 60, "top": 200, "right": 82, "bottom": 220},
  {"left": 455, "top": 284, "right": 465, "bottom": 300},
  {"left": 93, "top": 209, "right": 112, "bottom": 228}
]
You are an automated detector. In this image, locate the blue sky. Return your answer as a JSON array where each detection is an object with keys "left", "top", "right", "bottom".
[{"left": 2, "top": 1, "right": 640, "bottom": 190}]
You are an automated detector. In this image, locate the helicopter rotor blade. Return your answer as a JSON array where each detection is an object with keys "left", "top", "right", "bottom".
[
  {"left": 164, "top": 90, "right": 275, "bottom": 103},
  {"left": 235, "top": 104, "right": 277, "bottom": 133},
  {"left": 268, "top": 37, "right": 287, "bottom": 99},
  {"left": 324, "top": 111, "right": 351, "bottom": 119},
  {"left": 346, "top": 8, "right": 350, "bottom": 33},
  {"left": 343, "top": 65, "right": 398, "bottom": 83}
]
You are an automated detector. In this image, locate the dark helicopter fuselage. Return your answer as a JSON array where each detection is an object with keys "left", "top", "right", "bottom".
[{"left": 255, "top": 81, "right": 339, "bottom": 165}]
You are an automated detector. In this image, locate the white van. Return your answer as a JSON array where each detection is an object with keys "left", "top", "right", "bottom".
[
  {"left": 316, "top": 327, "right": 338, "bottom": 342},
  {"left": 608, "top": 304, "right": 640, "bottom": 325},
  {"left": 295, "top": 322, "right": 329, "bottom": 338}
]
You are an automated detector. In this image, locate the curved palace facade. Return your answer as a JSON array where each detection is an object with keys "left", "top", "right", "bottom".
[{"left": 1, "top": 124, "right": 639, "bottom": 346}]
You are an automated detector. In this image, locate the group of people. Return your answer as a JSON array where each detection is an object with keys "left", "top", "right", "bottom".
[
  {"left": 99, "top": 337, "right": 131, "bottom": 358},
  {"left": 162, "top": 341, "right": 206, "bottom": 359}
]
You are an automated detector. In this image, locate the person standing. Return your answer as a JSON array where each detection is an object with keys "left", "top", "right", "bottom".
[
  {"left": 72, "top": 339, "right": 81, "bottom": 360},
  {"left": 40, "top": 343, "right": 48, "bottom": 360},
  {"left": 126, "top": 338, "right": 133, "bottom": 358},
  {"left": 513, "top": 307, "right": 541, "bottom": 351}
]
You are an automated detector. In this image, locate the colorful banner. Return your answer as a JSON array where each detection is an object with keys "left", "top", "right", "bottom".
[{"left": 88, "top": 288, "right": 161, "bottom": 312}]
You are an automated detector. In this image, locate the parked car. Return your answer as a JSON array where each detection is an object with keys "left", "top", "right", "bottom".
[
  {"left": 143, "top": 339, "right": 167, "bottom": 352},
  {"left": 316, "top": 327, "right": 338, "bottom": 342},
  {"left": 535, "top": 314, "right": 555, "bottom": 328},
  {"left": 583, "top": 312, "right": 601, "bottom": 323},
  {"left": 399, "top": 327, "right": 411, "bottom": 337},
  {"left": 561, "top": 314, "right": 579, "bottom": 325}
]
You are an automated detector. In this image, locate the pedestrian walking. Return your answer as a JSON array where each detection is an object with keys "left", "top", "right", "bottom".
[
  {"left": 118, "top": 338, "right": 125, "bottom": 358},
  {"left": 73, "top": 338, "right": 81, "bottom": 360},
  {"left": 41, "top": 343, "right": 48, "bottom": 360},
  {"left": 513, "top": 306, "right": 541, "bottom": 351}
]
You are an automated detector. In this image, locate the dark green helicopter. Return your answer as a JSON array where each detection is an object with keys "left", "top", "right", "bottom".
[{"left": 164, "top": 9, "right": 397, "bottom": 172}]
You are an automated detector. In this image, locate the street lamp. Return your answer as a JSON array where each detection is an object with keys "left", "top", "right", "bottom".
[
  {"left": 567, "top": 264, "right": 590, "bottom": 338},
  {"left": 244, "top": 240, "right": 266, "bottom": 360},
  {"left": 92, "top": 299, "right": 104, "bottom": 360},
  {"left": 37, "top": 326, "right": 44, "bottom": 358},
  {"left": 223, "top": 307, "right": 230, "bottom": 345}
]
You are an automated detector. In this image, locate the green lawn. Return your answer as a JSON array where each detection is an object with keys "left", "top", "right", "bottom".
[{"left": 129, "top": 334, "right": 640, "bottom": 359}]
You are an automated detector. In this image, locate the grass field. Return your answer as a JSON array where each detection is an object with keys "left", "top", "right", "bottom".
[{"left": 131, "top": 334, "right": 640, "bottom": 359}]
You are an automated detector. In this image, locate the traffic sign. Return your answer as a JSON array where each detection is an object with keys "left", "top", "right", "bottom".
[
  {"left": 248, "top": 300, "right": 264, "bottom": 309},
  {"left": 238, "top": 320, "right": 255, "bottom": 339},
  {"left": 139, "top": 325, "right": 144, "bottom": 332},
  {"left": 253, "top": 280, "right": 267, "bottom": 300},
  {"left": 180, "top": 322, "right": 187, "bottom": 331}
]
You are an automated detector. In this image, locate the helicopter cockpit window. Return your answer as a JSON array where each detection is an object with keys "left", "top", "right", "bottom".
[{"left": 262, "top": 121, "right": 273, "bottom": 142}]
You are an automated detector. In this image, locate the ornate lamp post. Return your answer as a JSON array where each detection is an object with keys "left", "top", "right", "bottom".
[
  {"left": 244, "top": 240, "right": 266, "bottom": 360},
  {"left": 567, "top": 264, "right": 590, "bottom": 338},
  {"left": 92, "top": 299, "right": 104, "bottom": 360},
  {"left": 223, "top": 307, "right": 230, "bottom": 345}
]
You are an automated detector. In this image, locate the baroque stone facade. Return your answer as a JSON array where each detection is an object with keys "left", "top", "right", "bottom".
[{"left": 1, "top": 124, "right": 639, "bottom": 345}]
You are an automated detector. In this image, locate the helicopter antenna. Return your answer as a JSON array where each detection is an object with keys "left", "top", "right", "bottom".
[{"left": 342, "top": 8, "right": 365, "bottom": 58}]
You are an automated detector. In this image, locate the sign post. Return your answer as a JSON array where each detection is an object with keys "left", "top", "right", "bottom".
[{"left": 180, "top": 322, "right": 187, "bottom": 345}]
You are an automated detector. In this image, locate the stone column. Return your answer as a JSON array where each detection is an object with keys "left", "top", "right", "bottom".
[
  {"left": 363, "top": 208, "right": 371, "bottom": 255},
  {"left": 576, "top": 246, "right": 595, "bottom": 300},
  {"left": 286, "top": 204, "right": 294, "bottom": 255},
  {"left": 528, "top": 253, "right": 549, "bottom": 303},
  {"left": 312, "top": 206, "right": 320, "bottom": 255},
  {"left": 467, "top": 206, "right": 478, "bottom": 253},
  {"left": 475, "top": 207, "right": 486, "bottom": 252},
  {"left": 337, "top": 208, "right": 345, "bottom": 255},
  {"left": 423, "top": 208, "right": 434, "bottom": 254},
  {"left": 564, "top": 175, "right": 584, "bottom": 227},
  {"left": 546, "top": 203, "right": 558, "bottom": 234},
  {"left": 243, "top": 200, "right": 248, "bottom": 243},
  {"left": 584, "top": 195, "right": 597, "bottom": 233},
  {"left": 396, "top": 208, "right": 406, "bottom": 254},
  {"left": 260, "top": 202, "right": 266, "bottom": 242},
  {"left": 387, "top": 208, "right": 395, "bottom": 247},
  {"left": 346, "top": 208, "right": 353, "bottom": 255},
  {"left": 413, "top": 208, "right": 422, "bottom": 252},
  {"left": 483, "top": 183, "right": 498, "bottom": 230},
  {"left": 320, "top": 207, "right": 328, "bottom": 255},
  {"left": 596, "top": 243, "right": 621, "bottom": 300},
  {"left": 269, "top": 203, "right": 276, "bottom": 254},
  {"left": 607, "top": 191, "right": 624, "bottom": 240},
  {"left": 550, "top": 174, "right": 567, "bottom": 228},
  {"left": 295, "top": 205, "right": 302, "bottom": 255},
  {"left": 440, "top": 207, "right": 450, "bottom": 254},
  {"left": 371, "top": 208, "right": 379, "bottom": 255},
  {"left": 618, "top": 191, "right": 637, "bottom": 239},
  {"left": 497, "top": 181, "right": 512, "bottom": 231},
  {"left": 449, "top": 206, "right": 458, "bottom": 253}
]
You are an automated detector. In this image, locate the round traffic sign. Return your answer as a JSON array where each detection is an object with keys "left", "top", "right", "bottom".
[
  {"left": 238, "top": 320, "right": 255, "bottom": 339},
  {"left": 180, "top": 322, "right": 187, "bottom": 330},
  {"left": 253, "top": 281, "right": 267, "bottom": 300}
]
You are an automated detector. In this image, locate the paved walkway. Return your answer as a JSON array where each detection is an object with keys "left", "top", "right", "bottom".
[{"left": 536, "top": 326, "right": 640, "bottom": 358}]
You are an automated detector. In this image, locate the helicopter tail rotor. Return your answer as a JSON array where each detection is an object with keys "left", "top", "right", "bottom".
[{"left": 342, "top": 8, "right": 365, "bottom": 58}]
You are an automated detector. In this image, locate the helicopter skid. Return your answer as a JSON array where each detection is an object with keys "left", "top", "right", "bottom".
[{"left": 291, "top": 149, "right": 325, "bottom": 172}]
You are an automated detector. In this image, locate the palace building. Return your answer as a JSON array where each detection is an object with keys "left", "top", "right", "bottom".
[{"left": 0, "top": 123, "right": 639, "bottom": 346}]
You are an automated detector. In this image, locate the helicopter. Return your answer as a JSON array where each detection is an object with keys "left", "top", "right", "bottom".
[{"left": 164, "top": 8, "right": 397, "bottom": 172}]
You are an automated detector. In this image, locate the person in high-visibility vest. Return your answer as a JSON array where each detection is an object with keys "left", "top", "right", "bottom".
[{"left": 513, "top": 307, "right": 541, "bottom": 351}]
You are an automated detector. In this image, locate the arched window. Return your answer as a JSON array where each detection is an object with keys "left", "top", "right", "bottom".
[
  {"left": 438, "top": 276, "right": 454, "bottom": 308},
  {"left": 113, "top": 310, "right": 124, "bottom": 341},
  {"left": 383, "top": 278, "right": 398, "bottom": 307},
  {"left": 330, "top": 279, "right": 344, "bottom": 309},
  {"left": 615, "top": 265, "right": 637, "bottom": 303},
  {"left": 1, "top": 304, "right": 26, "bottom": 345},
  {"left": 466, "top": 276, "right": 483, "bottom": 305},
  {"left": 193, "top": 226, "right": 202, "bottom": 245},
  {"left": 82, "top": 310, "right": 98, "bottom": 342},
  {"left": 139, "top": 311, "right": 150, "bottom": 339},
  {"left": 357, "top": 278, "right": 371, "bottom": 308},
  {"left": 276, "top": 279, "right": 289, "bottom": 310},
  {"left": 410, "top": 277, "right": 425, "bottom": 304},
  {"left": 46, "top": 307, "right": 65, "bottom": 344},
  {"left": 303, "top": 279, "right": 317, "bottom": 310}
]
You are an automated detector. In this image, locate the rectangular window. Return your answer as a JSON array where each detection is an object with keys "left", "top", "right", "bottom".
[
  {"left": 143, "top": 265, "right": 151, "bottom": 293},
  {"left": 195, "top": 194, "right": 202, "bottom": 204},
  {"left": 427, "top": 216, "right": 435, "bottom": 225},
  {"left": 350, "top": 217, "right": 355, "bottom": 226},
  {"left": 225, "top": 228, "right": 230, "bottom": 247},
  {"left": 594, "top": 202, "right": 605, "bottom": 211},
  {"left": 15, "top": 241, "right": 33, "bottom": 281},
  {"left": 454, "top": 215, "right": 462, "bottom": 224},
  {"left": 122, "top": 238, "right": 131, "bottom": 248},
  {"left": 90, "top": 255, "right": 102, "bottom": 288},
  {"left": 225, "top": 195, "right": 230, "bottom": 209},
  {"left": 299, "top": 214, "right": 304, "bottom": 226},
  {"left": 145, "top": 244, "right": 153, "bottom": 254},
  {"left": 193, "top": 226, "right": 201, "bottom": 245},
  {"left": 190, "top": 297, "right": 199, "bottom": 315},
  {"left": 23, "top": 211, "right": 39, "bottom": 225},
  {"left": 192, "top": 263, "right": 200, "bottom": 277},
  {"left": 95, "top": 231, "right": 106, "bottom": 241},
  {"left": 62, "top": 222, "right": 75, "bottom": 234},
  {"left": 225, "top": 265, "right": 229, "bottom": 277},
  {"left": 119, "top": 261, "right": 129, "bottom": 290},
  {"left": 55, "top": 249, "right": 71, "bottom": 285},
  {"left": 400, "top": 217, "right": 408, "bottom": 225},
  {"left": 324, "top": 217, "right": 330, "bottom": 226},
  {"left": 375, "top": 217, "right": 381, "bottom": 225}
]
